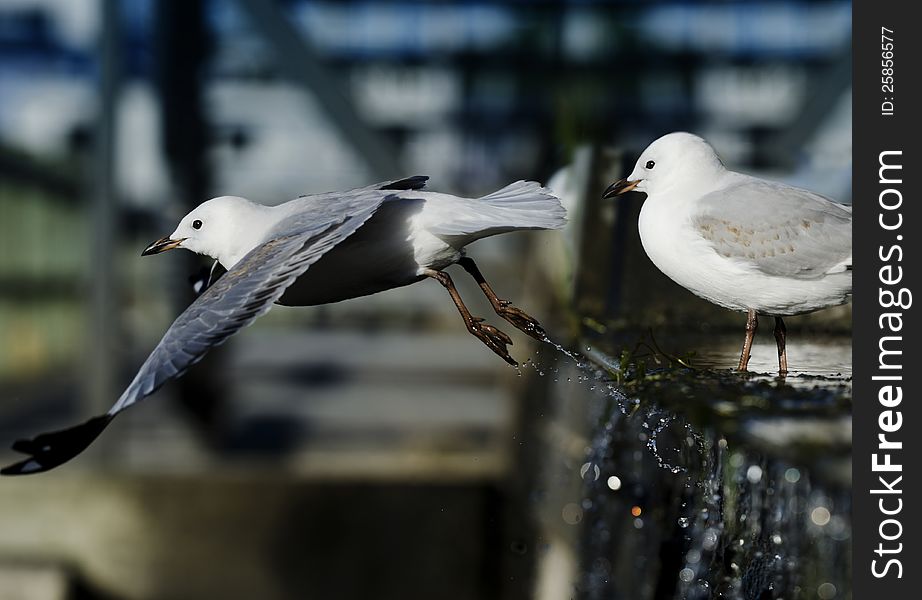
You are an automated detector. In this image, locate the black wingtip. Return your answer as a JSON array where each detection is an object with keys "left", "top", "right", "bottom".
[
  {"left": 380, "top": 175, "right": 429, "bottom": 191},
  {"left": 1, "top": 415, "right": 114, "bottom": 476}
]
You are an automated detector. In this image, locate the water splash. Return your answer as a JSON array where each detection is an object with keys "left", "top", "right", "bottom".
[
  {"left": 536, "top": 341, "right": 851, "bottom": 600},
  {"left": 536, "top": 330, "right": 590, "bottom": 370},
  {"left": 644, "top": 414, "right": 688, "bottom": 474}
]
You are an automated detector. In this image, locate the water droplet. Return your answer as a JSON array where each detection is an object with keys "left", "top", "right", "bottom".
[
  {"left": 811, "top": 506, "right": 832, "bottom": 526},
  {"left": 702, "top": 529, "right": 718, "bottom": 550},
  {"left": 818, "top": 582, "right": 837, "bottom": 599},
  {"left": 509, "top": 541, "right": 527, "bottom": 555},
  {"left": 679, "top": 568, "right": 694, "bottom": 582},
  {"left": 785, "top": 467, "right": 801, "bottom": 483},
  {"left": 633, "top": 517, "right": 643, "bottom": 529},
  {"left": 828, "top": 516, "right": 850, "bottom": 540},
  {"left": 580, "top": 462, "right": 600, "bottom": 481},
  {"left": 562, "top": 503, "right": 583, "bottom": 525},
  {"left": 607, "top": 476, "right": 622, "bottom": 490},
  {"left": 678, "top": 517, "right": 690, "bottom": 528},
  {"left": 746, "top": 465, "right": 763, "bottom": 483}
]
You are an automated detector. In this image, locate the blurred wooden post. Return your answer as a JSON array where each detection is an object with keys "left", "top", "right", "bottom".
[{"left": 570, "top": 146, "right": 624, "bottom": 329}]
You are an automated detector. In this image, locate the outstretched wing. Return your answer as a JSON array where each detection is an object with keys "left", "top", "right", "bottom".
[
  {"left": 2, "top": 196, "right": 386, "bottom": 475},
  {"left": 693, "top": 179, "right": 852, "bottom": 280}
]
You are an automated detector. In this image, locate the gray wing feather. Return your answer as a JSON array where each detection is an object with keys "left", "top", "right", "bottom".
[
  {"left": 109, "top": 194, "right": 385, "bottom": 415},
  {"left": 693, "top": 179, "right": 851, "bottom": 279}
]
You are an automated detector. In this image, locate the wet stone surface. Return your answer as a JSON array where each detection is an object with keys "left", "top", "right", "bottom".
[{"left": 529, "top": 332, "right": 851, "bottom": 600}]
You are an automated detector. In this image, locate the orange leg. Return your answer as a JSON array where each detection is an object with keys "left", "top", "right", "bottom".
[{"left": 737, "top": 309, "right": 758, "bottom": 372}]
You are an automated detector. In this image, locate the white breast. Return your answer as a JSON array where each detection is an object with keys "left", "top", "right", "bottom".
[{"left": 637, "top": 197, "right": 851, "bottom": 316}]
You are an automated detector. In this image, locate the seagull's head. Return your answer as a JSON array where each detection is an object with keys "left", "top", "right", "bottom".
[
  {"left": 142, "top": 196, "right": 268, "bottom": 268},
  {"left": 602, "top": 132, "right": 725, "bottom": 199}
]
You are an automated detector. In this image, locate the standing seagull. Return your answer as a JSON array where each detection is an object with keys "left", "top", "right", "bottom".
[
  {"left": 3, "top": 176, "right": 565, "bottom": 475},
  {"left": 603, "top": 133, "right": 851, "bottom": 374}
]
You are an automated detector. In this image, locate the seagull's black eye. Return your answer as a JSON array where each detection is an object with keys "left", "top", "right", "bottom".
[
  {"left": 192, "top": 220, "right": 203, "bottom": 230},
  {"left": 645, "top": 160, "right": 656, "bottom": 170}
]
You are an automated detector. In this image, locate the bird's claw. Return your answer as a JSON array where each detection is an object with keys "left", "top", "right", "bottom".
[
  {"left": 497, "top": 304, "right": 547, "bottom": 341},
  {"left": 470, "top": 321, "right": 516, "bottom": 365}
]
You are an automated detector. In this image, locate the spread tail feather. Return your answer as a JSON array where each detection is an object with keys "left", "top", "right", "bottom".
[
  {"left": 425, "top": 180, "right": 566, "bottom": 242},
  {"left": 477, "top": 180, "right": 567, "bottom": 230}
]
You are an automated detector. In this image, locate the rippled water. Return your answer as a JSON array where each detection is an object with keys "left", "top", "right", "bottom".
[{"left": 691, "top": 336, "right": 852, "bottom": 383}]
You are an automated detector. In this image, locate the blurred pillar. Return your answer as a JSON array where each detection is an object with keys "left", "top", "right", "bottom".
[
  {"left": 571, "top": 146, "right": 624, "bottom": 322},
  {"left": 155, "top": 0, "right": 226, "bottom": 431},
  {"left": 157, "top": 0, "right": 210, "bottom": 202},
  {"left": 86, "top": 0, "right": 120, "bottom": 419}
]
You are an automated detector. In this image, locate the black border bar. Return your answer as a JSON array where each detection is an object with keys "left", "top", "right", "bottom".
[{"left": 853, "top": 1, "right": 920, "bottom": 595}]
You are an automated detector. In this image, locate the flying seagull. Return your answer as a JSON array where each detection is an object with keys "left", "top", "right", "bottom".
[
  {"left": 3, "top": 176, "right": 565, "bottom": 475},
  {"left": 603, "top": 132, "right": 851, "bottom": 374}
]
